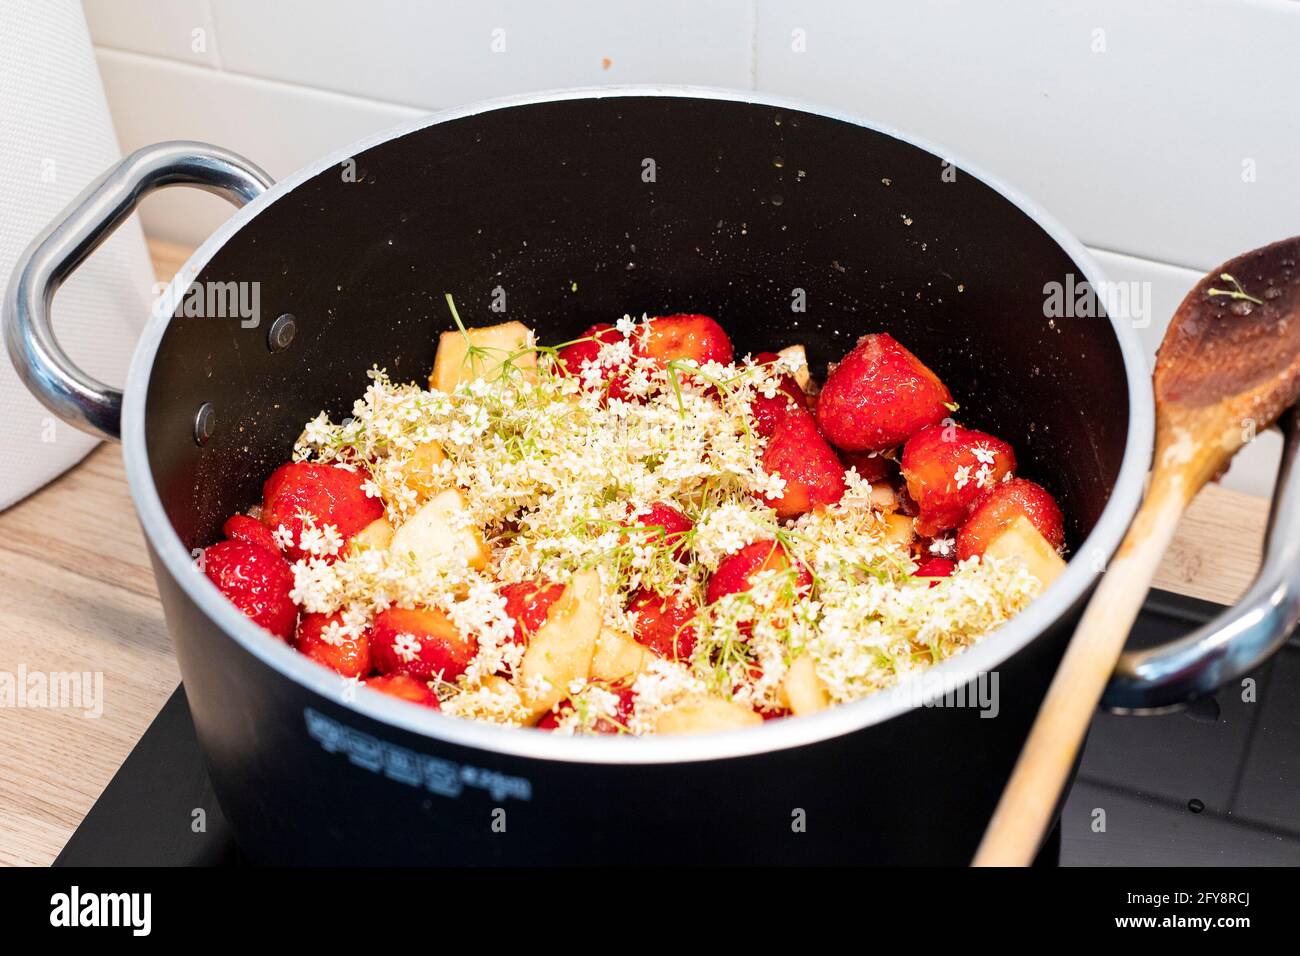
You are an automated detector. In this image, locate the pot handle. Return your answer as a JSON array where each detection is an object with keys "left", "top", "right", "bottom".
[
  {"left": 3, "top": 141, "right": 273, "bottom": 441},
  {"left": 1102, "top": 406, "right": 1300, "bottom": 712}
]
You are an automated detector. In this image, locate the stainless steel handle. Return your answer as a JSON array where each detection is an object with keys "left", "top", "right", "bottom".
[
  {"left": 3, "top": 141, "right": 273, "bottom": 441},
  {"left": 1103, "top": 406, "right": 1300, "bottom": 712}
]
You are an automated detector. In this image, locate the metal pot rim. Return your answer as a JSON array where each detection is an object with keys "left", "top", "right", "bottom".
[{"left": 121, "top": 84, "right": 1155, "bottom": 765}]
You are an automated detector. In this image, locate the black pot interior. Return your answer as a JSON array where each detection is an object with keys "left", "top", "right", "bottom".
[{"left": 144, "top": 94, "right": 1130, "bottom": 553}]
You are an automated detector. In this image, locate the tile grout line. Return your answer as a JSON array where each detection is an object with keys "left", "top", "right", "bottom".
[{"left": 93, "top": 46, "right": 429, "bottom": 117}]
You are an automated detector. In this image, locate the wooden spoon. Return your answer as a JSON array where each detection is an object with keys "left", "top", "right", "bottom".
[{"left": 973, "top": 236, "right": 1300, "bottom": 866}]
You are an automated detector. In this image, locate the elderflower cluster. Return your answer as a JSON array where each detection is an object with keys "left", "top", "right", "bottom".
[{"left": 282, "top": 318, "right": 1048, "bottom": 732}]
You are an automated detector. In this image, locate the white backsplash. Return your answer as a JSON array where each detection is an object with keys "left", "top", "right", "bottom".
[{"left": 82, "top": 0, "right": 1298, "bottom": 496}]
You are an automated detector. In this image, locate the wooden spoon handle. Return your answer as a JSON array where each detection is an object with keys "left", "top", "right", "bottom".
[{"left": 971, "top": 479, "right": 1188, "bottom": 866}]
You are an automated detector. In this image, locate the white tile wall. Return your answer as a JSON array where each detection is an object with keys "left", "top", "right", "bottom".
[
  {"left": 754, "top": 0, "right": 1300, "bottom": 274},
  {"left": 96, "top": 49, "right": 424, "bottom": 245},
  {"left": 83, "top": 0, "right": 220, "bottom": 66},
  {"left": 83, "top": 0, "right": 1300, "bottom": 496},
  {"left": 209, "top": 0, "right": 755, "bottom": 109}
]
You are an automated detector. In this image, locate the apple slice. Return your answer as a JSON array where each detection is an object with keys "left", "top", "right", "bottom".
[
  {"left": 870, "top": 483, "right": 899, "bottom": 511},
  {"left": 778, "top": 655, "right": 831, "bottom": 716},
  {"left": 430, "top": 320, "right": 536, "bottom": 392},
  {"left": 882, "top": 512, "right": 915, "bottom": 549},
  {"left": 776, "top": 343, "right": 812, "bottom": 391},
  {"left": 654, "top": 697, "right": 763, "bottom": 734},
  {"left": 348, "top": 516, "right": 394, "bottom": 555},
  {"left": 983, "top": 514, "right": 1066, "bottom": 588},
  {"left": 518, "top": 570, "right": 604, "bottom": 721},
  {"left": 389, "top": 488, "right": 488, "bottom": 571},
  {"left": 398, "top": 439, "right": 447, "bottom": 501},
  {"left": 590, "top": 627, "right": 654, "bottom": 683}
]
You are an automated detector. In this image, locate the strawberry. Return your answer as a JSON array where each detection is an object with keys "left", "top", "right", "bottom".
[
  {"left": 500, "top": 580, "right": 564, "bottom": 649},
  {"left": 749, "top": 350, "right": 807, "bottom": 438},
  {"left": 557, "top": 323, "right": 618, "bottom": 372},
  {"left": 752, "top": 352, "right": 806, "bottom": 403},
  {"left": 202, "top": 540, "right": 297, "bottom": 639},
  {"left": 261, "top": 461, "right": 384, "bottom": 561},
  {"left": 750, "top": 389, "right": 802, "bottom": 439},
  {"left": 534, "top": 710, "right": 561, "bottom": 731},
  {"left": 638, "top": 314, "right": 733, "bottom": 367},
  {"left": 956, "top": 478, "right": 1065, "bottom": 561},
  {"left": 557, "top": 323, "right": 632, "bottom": 399},
  {"left": 371, "top": 606, "right": 478, "bottom": 681},
  {"left": 815, "top": 333, "right": 952, "bottom": 452},
  {"left": 706, "top": 539, "right": 813, "bottom": 605},
  {"left": 762, "top": 406, "right": 846, "bottom": 519},
  {"left": 914, "top": 556, "right": 956, "bottom": 577},
  {"left": 558, "top": 316, "right": 732, "bottom": 399},
  {"left": 628, "top": 589, "right": 698, "bottom": 660},
  {"left": 294, "top": 612, "right": 371, "bottom": 678},
  {"left": 838, "top": 449, "right": 898, "bottom": 484},
  {"left": 625, "top": 502, "right": 693, "bottom": 560},
  {"left": 364, "top": 674, "right": 440, "bottom": 709},
  {"left": 913, "top": 556, "right": 956, "bottom": 587},
  {"left": 222, "top": 513, "right": 281, "bottom": 554},
  {"left": 537, "top": 683, "right": 635, "bottom": 733},
  {"left": 901, "top": 424, "right": 1017, "bottom": 536}
]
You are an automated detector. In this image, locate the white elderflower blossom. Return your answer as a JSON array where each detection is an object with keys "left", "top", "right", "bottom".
[
  {"left": 391, "top": 633, "right": 422, "bottom": 663},
  {"left": 281, "top": 314, "right": 1053, "bottom": 731}
]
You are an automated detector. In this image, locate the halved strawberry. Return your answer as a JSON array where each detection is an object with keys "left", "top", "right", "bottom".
[
  {"left": 365, "top": 674, "right": 440, "bottom": 708},
  {"left": 628, "top": 589, "right": 698, "bottom": 660},
  {"left": 762, "top": 406, "right": 846, "bottom": 519},
  {"left": 222, "top": 513, "right": 281, "bottom": 554},
  {"left": 913, "top": 556, "right": 956, "bottom": 588},
  {"left": 202, "top": 540, "right": 297, "bottom": 639},
  {"left": 371, "top": 606, "right": 478, "bottom": 681},
  {"left": 537, "top": 683, "right": 635, "bottom": 734},
  {"left": 815, "top": 333, "right": 952, "bottom": 451},
  {"left": 638, "top": 314, "right": 733, "bottom": 367},
  {"left": 261, "top": 461, "right": 384, "bottom": 561},
  {"left": 625, "top": 502, "right": 693, "bottom": 560},
  {"left": 902, "top": 424, "right": 1017, "bottom": 536},
  {"left": 294, "top": 611, "right": 371, "bottom": 678},
  {"left": 706, "top": 539, "right": 813, "bottom": 605},
  {"left": 499, "top": 580, "right": 564, "bottom": 649},
  {"left": 956, "top": 478, "right": 1065, "bottom": 561}
]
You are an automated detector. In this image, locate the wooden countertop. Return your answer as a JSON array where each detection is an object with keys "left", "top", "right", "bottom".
[{"left": 0, "top": 239, "right": 1277, "bottom": 866}]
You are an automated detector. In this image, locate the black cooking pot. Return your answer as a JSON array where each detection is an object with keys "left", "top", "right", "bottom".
[{"left": 19, "top": 87, "right": 1276, "bottom": 865}]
